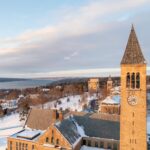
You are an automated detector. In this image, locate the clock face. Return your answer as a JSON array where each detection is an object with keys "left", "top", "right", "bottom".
[{"left": 128, "top": 95, "right": 138, "bottom": 106}]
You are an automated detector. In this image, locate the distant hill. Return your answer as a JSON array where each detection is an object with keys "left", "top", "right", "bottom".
[{"left": 0, "top": 78, "right": 28, "bottom": 82}]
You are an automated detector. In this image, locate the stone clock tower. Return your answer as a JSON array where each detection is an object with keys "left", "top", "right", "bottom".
[{"left": 120, "top": 25, "right": 147, "bottom": 150}]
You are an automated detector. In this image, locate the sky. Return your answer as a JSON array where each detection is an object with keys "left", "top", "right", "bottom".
[{"left": 0, "top": 0, "right": 150, "bottom": 78}]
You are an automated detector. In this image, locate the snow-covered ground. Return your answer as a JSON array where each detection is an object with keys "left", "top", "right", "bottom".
[
  {"left": 42, "top": 94, "right": 97, "bottom": 112},
  {"left": 0, "top": 113, "right": 24, "bottom": 150}
]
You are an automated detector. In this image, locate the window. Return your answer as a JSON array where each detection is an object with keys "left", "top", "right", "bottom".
[
  {"left": 126, "top": 73, "right": 130, "bottom": 88},
  {"left": 88, "top": 140, "right": 91, "bottom": 146},
  {"left": 113, "top": 143, "right": 118, "bottom": 150},
  {"left": 107, "top": 143, "right": 111, "bottom": 149},
  {"left": 136, "top": 73, "right": 140, "bottom": 88},
  {"left": 10, "top": 141, "right": 12, "bottom": 150},
  {"left": 56, "top": 139, "right": 59, "bottom": 145},
  {"left": 19, "top": 142, "right": 21, "bottom": 149},
  {"left": 22, "top": 143, "right": 24, "bottom": 150},
  {"left": 132, "top": 121, "right": 134, "bottom": 126},
  {"left": 52, "top": 130, "right": 54, "bottom": 135},
  {"left": 83, "top": 139, "right": 86, "bottom": 145},
  {"left": 100, "top": 141, "right": 104, "bottom": 148},
  {"left": 32, "top": 145, "right": 35, "bottom": 150},
  {"left": 131, "top": 73, "right": 135, "bottom": 89},
  {"left": 132, "top": 112, "right": 134, "bottom": 117},
  {"left": 46, "top": 137, "right": 49, "bottom": 143},
  {"left": 51, "top": 137, "right": 54, "bottom": 144},
  {"left": 16, "top": 142, "right": 18, "bottom": 150},
  {"left": 25, "top": 144, "right": 28, "bottom": 150},
  {"left": 95, "top": 141, "right": 98, "bottom": 147}
]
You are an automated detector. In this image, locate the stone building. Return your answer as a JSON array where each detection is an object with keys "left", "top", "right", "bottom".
[
  {"left": 99, "top": 96, "right": 120, "bottom": 115},
  {"left": 88, "top": 78, "right": 99, "bottom": 93},
  {"left": 7, "top": 108, "right": 120, "bottom": 150}
]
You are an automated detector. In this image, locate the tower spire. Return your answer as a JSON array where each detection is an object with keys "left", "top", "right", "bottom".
[{"left": 121, "top": 25, "right": 146, "bottom": 64}]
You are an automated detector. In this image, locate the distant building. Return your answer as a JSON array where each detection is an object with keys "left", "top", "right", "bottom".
[
  {"left": 99, "top": 96, "right": 120, "bottom": 115},
  {"left": 88, "top": 78, "right": 99, "bottom": 92},
  {"left": 107, "top": 76, "right": 113, "bottom": 96},
  {"left": 0, "top": 99, "right": 18, "bottom": 109}
]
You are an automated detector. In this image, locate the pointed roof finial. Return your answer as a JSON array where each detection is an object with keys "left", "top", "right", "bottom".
[
  {"left": 131, "top": 24, "right": 134, "bottom": 30},
  {"left": 121, "top": 25, "right": 146, "bottom": 64}
]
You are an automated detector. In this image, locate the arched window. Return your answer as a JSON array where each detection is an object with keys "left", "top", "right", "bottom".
[
  {"left": 136, "top": 73, "right": 140, "bottom": 88},
  {"left": 51, "top": 137, "right": 54, "bottom": 144},
  {"left": 126, "top": 73, "right": 130, "bottom": 88},
  {"left": 131, "top": 73, "right": 135, "bottom": 89},
  {"left": 56, "top": 139, "right": 59, "bottom": 145}
]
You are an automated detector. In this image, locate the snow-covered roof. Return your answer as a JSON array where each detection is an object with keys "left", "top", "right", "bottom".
[
  {"left": 80, "top": 145, "right": 107, "bottom": 150},
  {"left": 11, "top": 129, "right": 43, "bottom": 141},
  {"left": 101, "top": 96, "right": 119, "bottom": 105},
  {"left": 17, "top": 130, "right": 41, "bottom": 139}
]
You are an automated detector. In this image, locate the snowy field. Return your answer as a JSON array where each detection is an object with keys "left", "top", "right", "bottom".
[
  {"left": 0, "top": 113, "right": 24, "bottom": 150},
  {"left": 36, "top": 94, "right": 97, "bottom": 112}
]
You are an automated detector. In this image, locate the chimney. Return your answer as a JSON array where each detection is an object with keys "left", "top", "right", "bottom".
[
  {"left": 52, "top": 109, "right": 58, "bottom": 122},
  {"left": 58, "top": 111, "right": 64, "bottom": 121}
]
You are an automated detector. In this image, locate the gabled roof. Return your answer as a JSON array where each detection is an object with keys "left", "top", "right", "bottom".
[
  {"left": 55, "top": 118, "right": 81, "bottom": 145},
  {"left": 121, "top": 25, "right": 146, "bottom": 64},
  {"left": 25, "top": 108, "right": 54, "bottom": 130}
]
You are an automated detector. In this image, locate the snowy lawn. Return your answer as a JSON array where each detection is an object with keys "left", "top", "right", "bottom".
[
  {"left": 42, "top": 94, "right": 97, "bottom": 111},
  {"left": 0, "top": 113, "right": 24, "bottom": 150}
]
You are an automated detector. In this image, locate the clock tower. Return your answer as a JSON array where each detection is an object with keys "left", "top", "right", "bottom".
[{"left": 120, "top": 25, "right": 147, "bottom": 150}]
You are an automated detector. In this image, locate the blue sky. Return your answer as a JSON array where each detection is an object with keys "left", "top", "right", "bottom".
[{"left": 0, "top": 0, "right": 150, "bottom": 78}]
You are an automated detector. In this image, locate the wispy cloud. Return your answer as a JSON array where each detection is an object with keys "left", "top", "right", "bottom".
[{"left": 0, "top": 0, "right": 150, "bottom": 77}]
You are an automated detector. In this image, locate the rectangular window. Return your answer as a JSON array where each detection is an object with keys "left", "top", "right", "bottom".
[
  {"left": 95, "top": 141, "right": 98, "bottom": 147},
  {"left": 83, "top": 140, "right": 86, "bottom": 145},
  {"left": 25, "top": 144, "right": 28, "bottom": 150},
  {"left": 100, "top": 141, "right": 104, "bottom": 148},
  {"left": 16, "top": 142, "right": 18, "bottom": 150},
  {"left": 107, "top": 143, "right": 111, "bottom": 149},
  {"left": 10, "top": 141, "right": 12, "bottom": 150},
  {"left": 88, "top": 140, "right": 91, "bottom": 146}
]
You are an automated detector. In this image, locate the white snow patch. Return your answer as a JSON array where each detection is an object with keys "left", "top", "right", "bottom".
[
  {"left": 42, "top": 93, "right": 97, "bottom": 112},
  {"left": 80, "top": 145, "right": 108, "bottom": 150},
  {"left": 0, "top": 113, "right": 24, "bottom": 150},
  {"left": 102, "top": 96, "right": 119, "bottom": 104}
]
